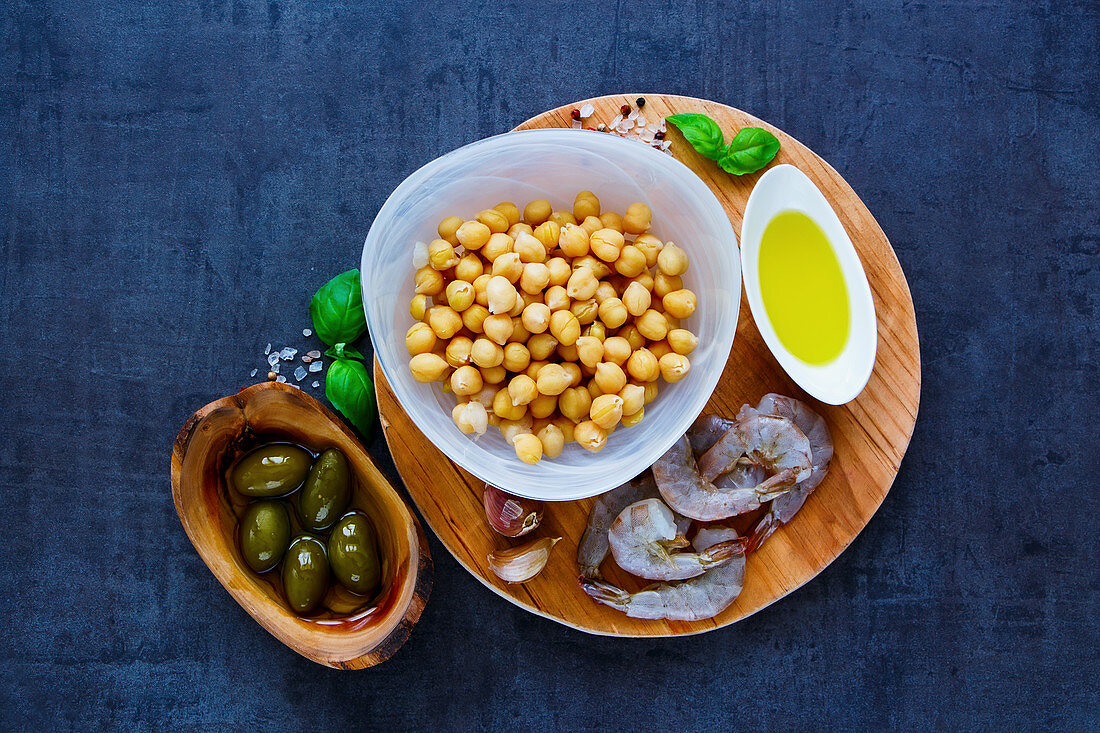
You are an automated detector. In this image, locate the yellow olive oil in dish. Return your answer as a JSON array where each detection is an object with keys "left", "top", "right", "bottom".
[{"left": 758, "top": 210, "right": 850, "bottom": 365}]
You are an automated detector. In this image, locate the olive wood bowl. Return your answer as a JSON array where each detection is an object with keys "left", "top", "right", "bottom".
[{"left": 170, "top": 381, "right": 432, "bottom": 669}]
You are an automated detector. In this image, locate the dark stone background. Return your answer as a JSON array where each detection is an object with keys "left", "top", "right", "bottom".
[{"left": 2, "top": 1, "right": 1096, "bottom": 730}]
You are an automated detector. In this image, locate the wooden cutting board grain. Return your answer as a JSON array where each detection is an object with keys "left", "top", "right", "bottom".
[{"left": 375, "top": 94, "right": 920, "bottom": 636}]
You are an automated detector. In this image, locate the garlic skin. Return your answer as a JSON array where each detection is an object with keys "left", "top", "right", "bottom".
[
  {"left": 483, "top": 484, "right": 543, "bottom": 538},
  {"left": 488, "top": 537, "right": 560, "bottom": 583}
]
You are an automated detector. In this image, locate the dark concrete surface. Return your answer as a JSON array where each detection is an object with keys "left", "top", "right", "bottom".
[{"left": 2, "top": 1, "right": 1097, "bottom": 730}]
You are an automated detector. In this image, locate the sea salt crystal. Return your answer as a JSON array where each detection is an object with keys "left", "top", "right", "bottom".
[
  {"left": 264, "top": 343, "right": 271, "bottom": 355},
  {"left": 267, "top": 353, "right": 280, "bottom": 367},
  {"left": 412, "top": 241, "right": 429, "bottom": 268},
  {"left": 311, "top": 381, "right": 320, "bottom": 388},
  {"left": 307, "top": 350, "right": 321, "bottom": 359},
  {"left": 271, "top": 363, "right": 280, "bottom": 374},
  {"left": 610, "top": 114, "right": 623, "bottom": 128},
  {"left": 627, "top": 109, "right": 639, "bottom": 121},
  {"left": 303, "top": 328, "right": 312, "bottom": 337},
  {"left": 579, "top": 103, "right": 594, "bottom": 118},
  {"left": 250, "top": 368, "right": 258, "bottom": 377},
  {"left": 636, "top": 115, "right": 646, "bottom": 127},
  {"left": 294, "top": 366, "right": 308, "bottom": 382},
  {"left": 309, "top": 361, "right": 323, "bottom": 373},
  {"left": 279, "top": 347, "right": 298, "bottom": 360},
  {"left": 302, "top": 355, "right": 313, "bottom": 363},
  {"left": 571, "top": 119, "right": 582, "bottom": 130},
  {"left": 276, "top": 375, "right": 287, "bottom": 383}
]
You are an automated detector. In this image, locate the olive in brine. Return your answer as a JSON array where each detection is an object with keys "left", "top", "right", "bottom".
[
  {"left": 231, "top": 444, "right": 312, "bottom": 497},
  {"left": 282, "top": 535, "right": 329, "bottom": 614},
  {"left": 298, "top": 448, "right": 351, "bottom": 531},
  {"left": 238, "top": 501, "right": 291, "bottom": 573},
  {"left": 328, "top": 512, "right": 381, "bottom": 595}
]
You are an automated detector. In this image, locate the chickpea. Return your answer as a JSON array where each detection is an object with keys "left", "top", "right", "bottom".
[
  {"left": 414, "top": 266, "right": 445, "bottom": 296},
  {"left": 438, "top": 215, "right": 464, "bottom": 245},
  {"left": 558, "top": 386, "right": 593, "bottom": 422},
  {"left": 593, "top": 281, "right": 618, "bottom": 304},
  {"left": 566, "top": 267, "right": 599, "bottom": 301},
  {"left": 590, "top": 394, "right": 624, "bottom": 430},
  {"left": 626, "top": 347, "right": 659, "bottom": 382},
  {"left": 537, "top": 423, "right": 565, "bottom": 458},
  {"left": 658, "top": 353, "right": 691, "bottom": 383},
  {"left": 529, "top": 392, "right": 557, "bottom": 419},
  {"left": 491, "top": 252, "right": 523, "bottom": 283},
  {"left": 451, "top": 254, "right": 480, "bottom": 283},
  {"left": 520, "top": 302, "right": 551, "bottom": 334},
  {"left": 663, "top": 312, "right": 681, "bottom": 331},
  {"left": 633, "top": 233, "right": 663, "bottom": 268},
  {"left": 450, "top": 365, "right": 483, "bottom": 396},
  {"left": 493, "top": 201, "right": 521, "bottom": 227},
  {"left": 487, "top": 413, "right": 502, "bottom": 427},
  {"left": 514, "top": 232, "right": 546, "bottom": 263},
  {"left": 544, "top": 285, "right": 570, "bottom": 311},
  {"left": 572, "top": 255, "right": 612, "bottom": 279},
  {"left": 456, "top": 221, "right": 491, "bottom": 250},
  {"left": 509, "top": 292, "right": 527, "bottom": 318},
  {"left": 574, "top": 420, "right": 608, "bottom": 452},
  {"left": 619, "top": 384, "right": 645, "bottom": 416},
  {"left": 597, "top": 297, "right": 629, "bottom": 329},
  {"left": 452, "top": 400, "right": 489, "bottom": 435},
  {"left": 444, "top": 336, "right": 473, "bottom": 367},
  {"left": 492, "top": 388, "right": 527, "bottom": 421},
  {"left": 482, "top": 232, "right": 514, "bottom": 262},
  {"left": 519, "top": 262, "right": 551, "bottom": 295},
  {"left": 410, "top": 293, "right": 430, "bottom": 322},
  {"left": 507, "top": 374, "right": 538, "bottom": 406},
  {"left": 444, "top": 280, "right": 475, "bottom": 312},
  {"left": 614, "top": 245, "right": 647, "bottom": 278},
  {"left": 428, "top": 239, "right": 459, "bottom": 270},
  {"left": 547, "top": 310, "right": 580, "bottom": 346},
  {"left": 409, "top": 353, "right": 449, "bottom": 382},
  {"left": 643, "top": 381, "right": 659, "bottom": 405},
  {"left": 549, "top": 211, "right": 576, "bottom": 227},
  {"left": 657, "top": 243, "right": 689, "bottom": 276},
  {"left": 661, "top": 289, "right": 696, "bottom": 319},
  {"left": 507, "top": 222, "right": 533, "bottom": 239},
  {"left": 570, "top": 298, "right": 598, "bottom": 325},
  {"left": 509, "top": 318, "right": 530, "bottom": 343},
  {"left": 405, "top": 322, "right": 437, "bottom": 355},
  {"left": 501, "top": 343, "right": 530, "bottom": 374},
  {"left": 580, "top": 215, "right": 604, "bottom": 235},
  {"left": 575, "top": 336, "right": 604, "bottom": 368},
  {"left": 507, "top": 432, "right": 541, "bottom": 464},
  {"left": 428, "top": 306, "right": 463, "bottom": 339},
  {"left": 668, "top": 328, "right": 699, "bottom": 355},
  {"left": 599, "top": 337, "right": 628, "bottom": 366},
  {"left": 472, "top": 274, "right": 491, "bottom": 307},
  {"left": 525, "top": 360, "right": 549, "bottom": 379},
  {"left": 566, "top": 362, "right": 585, "bottom": 387},
  {"left": 653, "top": 271, "right": 683, "bottom": 299},
  {"left": 523, "top": 199, "right": 552, "bottom": 225},
  {"left": 552, "top": 416, "right": 576, "bottom": 443},
  {"left": 481, "top": 364, "right": 507, "bottom": 384},
  {"left": 621, "top": 407, "right": 645, "bottom": 428},
  {"left": 594, "top": 361, "right": 627, "bottom": 394},
  {"left": 462, "top": 303, "right": 490, "bottom": 334},
  {"left": 557, "top": 342, "right": 579, "bottom": 362},
  {"left": 485, "top": 276, "right": 518, "bottom": 315},
  {"left": 536, "top": 363, "right": 571, "bottom": 396},
  {"left": 618, "top": 324, "right": 645, "bottom": 350},
  {"left": 558, "top": 223, "right": 590, "bottom": 258},
  {"left": 590, "top": 228, "right": 625, "bottom": 262},
  {"left": 599, "top": 211, "right": 624, "bottom": 232},
  {"left": 584, "top": 321, "right": 606, "bottom": 341},
  {"left": 573, "top": 190, "right": 601, "bottom": 220},
  {"left": 531, "top": 221, "right": 559, "bottom": 252},
  {"left": 622, "top": 281, "right": 652, "bottom": 317},
  {"left": 546, "top": 257, "right": 571, "bottom": 286},
  {"left": 623, "top": 202, "right": 652, "bottom": 234},
  {"left": 476, "top": 208, "right": 510, "bottom": 234},
  {"left": 483, "top": 313, "right": 514, "bottom": 345},
  {"left": 586, "top": 379, "right": 604, "bottom": 399},
  {"left": 528, "top": 333, "right": 558, "bottom": 360},
  {"left": 647, "top": 340, "right": 673, "bottom": 360},
  {"left": 635, "top": 309, "right": 669, "bottom": 341},
  {"left": 470, "top": 337, "right": 504, "bottom": 368}
]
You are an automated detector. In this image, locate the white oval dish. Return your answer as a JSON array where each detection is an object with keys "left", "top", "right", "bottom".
[
  {"left": 740, "top": 164, "right": 877, "bottom": 405},
  {"left": 362, "top": 129, "right": 740, "bottom": 501}
]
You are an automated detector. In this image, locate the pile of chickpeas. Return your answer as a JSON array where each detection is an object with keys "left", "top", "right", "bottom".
[{"left": 405, "top": 191, "right": 698, "bottom": 465}]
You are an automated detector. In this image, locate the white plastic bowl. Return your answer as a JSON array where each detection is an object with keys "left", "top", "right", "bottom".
[{"left": 362, "top": 129, "right": 739, "bottom": 501}]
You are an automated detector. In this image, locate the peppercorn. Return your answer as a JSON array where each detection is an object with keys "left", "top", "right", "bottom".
[
  {"left": 654, "top": 130, "right": 665, "bottom": 140},
  {"left": 636, "top": 97, "right": 646, "bottom": 108},
  {"left": 267, "top": 371, "right": 277, "bottom": 381},
  {"left": 570, "top": 109, "right": 581, "bottom": 120},
  {"left": 620, "top": 104, "right": 631, "bottom": 115}
]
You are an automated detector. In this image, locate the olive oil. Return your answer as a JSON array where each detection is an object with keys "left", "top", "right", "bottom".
[{"left": 758, "top": 210, "right": 850, "bottom": 365}]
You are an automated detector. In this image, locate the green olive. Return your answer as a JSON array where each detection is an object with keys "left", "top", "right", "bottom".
[
  {"left": 328, "top": 512, "right": 381, "bottom": 595},
  {"left": 231, "top": 444, "right": 312, "bottom": 497},
  {"left": 282, "top": 535, "right": 329, "bottom": 614},
  {"left": 238, "top": 501, "right": 291, "bottom": 573},
  {"left": 298, "top": 448, "right": 351, "bottom": 531}
]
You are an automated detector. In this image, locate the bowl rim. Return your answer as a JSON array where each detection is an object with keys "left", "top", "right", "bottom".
[{"left": 362, "top": 128, "right": 740, "bottom": 500}]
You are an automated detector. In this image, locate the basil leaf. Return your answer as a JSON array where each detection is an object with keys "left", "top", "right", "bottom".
[
  {"left": 666, "top": 113, "right": 726, "bottom": 161},
  {"left": 325, "top": 357, "right": 376, "bottom": 440},
  {"left": 309, "top": 269, "right": 367, "bottom": 346},
  {"left": 325, "top": 343, "right": 365, "bottom": 361},
  {"left": 718, "top": 127, "right": 781, "bottom": 175}
]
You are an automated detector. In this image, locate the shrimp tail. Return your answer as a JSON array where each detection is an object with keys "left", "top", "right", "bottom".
[
  {"left": 745, "top": 512, "right": 781, "bottom": 554},
  {"left": 700, "top": 537, "right": 749, "bottom": 565},
  {"left": 580, "top": 577, "right": 629, "bottom": 610},
  {"left": 755, "top": 468, "right": 799, "bottom": 499}
]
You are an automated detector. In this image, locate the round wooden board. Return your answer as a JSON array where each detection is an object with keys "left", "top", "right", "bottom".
[{"left": 376, "top": 94, "right": 920, "bottom": 636}]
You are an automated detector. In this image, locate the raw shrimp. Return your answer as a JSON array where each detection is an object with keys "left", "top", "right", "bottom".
[
  {"left": 577, "top": 472, "right": 688, "bottom": 578},
  {"left": 653, "top": 435, "right": 795, "bottom": 521},
  {"left": 608, "top": 498, "right": 741, "bottom": 581},
  {"left": 738, "top": 394, "right": 833, "bottom": 542},
  {"left": 581, "top": 525, "right": 750, "bottom": 621},
  {"left": 696, "top": 413, "right": 813, "bottom": 487}
]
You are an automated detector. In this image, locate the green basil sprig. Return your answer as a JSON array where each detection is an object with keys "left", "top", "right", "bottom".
[
  {"left": 324, "top": 353, "right": 377, "bottom": 441},
  {"left": 666, "top": 112, "right": 781, "bottom": 176},
  {"left": 325, "top": 343, "right": 365, "bottom": 361},
  {"left": 665, "top": 113, "right": 726, "bottom": 161},
  {"left": 309, "top": 269, "right": 366, "bottom": 346},
  {"left": 719, "top": 127, "right": 781, "bottom": 175}
]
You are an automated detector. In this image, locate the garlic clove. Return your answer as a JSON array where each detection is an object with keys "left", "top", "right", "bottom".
[
  {"left": 488, "top": 536, "right": 560, "bottom": 583},
  {"left": 483, "top": 484, "right": 543, "bottom": 538}
]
